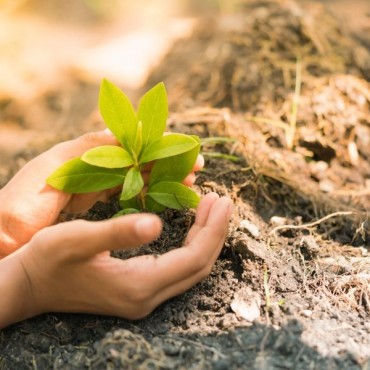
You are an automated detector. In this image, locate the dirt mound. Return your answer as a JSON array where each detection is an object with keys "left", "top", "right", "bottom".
[
  {"left": 147, "top": 0, "right": 370, "bottom": 228},
  {"left": 147, "top": 0, "right": 370, "bottom": 112}
]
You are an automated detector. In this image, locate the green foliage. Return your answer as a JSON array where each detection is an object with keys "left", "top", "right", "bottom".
[
  {"left": 47, "top": 158, "right": 127, "bottom": 193},
  {"left": 147, "top": 182, "right": 200, "bottom": 210},
  {"left": 46, "top": 79, "right": 201, "bottom": 214}
]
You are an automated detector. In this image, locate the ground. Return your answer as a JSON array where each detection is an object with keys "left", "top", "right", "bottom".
[{"left": 0, "top": 1, "right": 369, "bottom": 369}]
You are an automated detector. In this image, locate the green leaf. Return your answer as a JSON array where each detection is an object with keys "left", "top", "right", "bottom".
[
  {"left": 133, "top": 120, "right": 143, "bottom": 157},
  {"left": 46, "top": 158, "right": 126, "bottom": 193},
  {"left": 120, "top": 167, "right": 144, "bottom": 200},
  {"left": 81, "top": 145, "right": 134, "bottom": 168},
  {"left": 140, "top": 134, "right": 198, "bottom": 164},
  {"left": 113, "top": 208, "right": 140, "bottom": 217},
  {"left": 137, "top": 82, "right": 168, "bottom": 150},
  {"left": 146, "top": 181, "right": 200, "bottom": 210},
  {"left": 149, "top": 139, "right": 200, "bottom": 186},
  {"left": 145, "top": 196, "right": 166, "bottom": 213},
  {"left": 99, "top": 78, "right": 137, "bottom": 148}
]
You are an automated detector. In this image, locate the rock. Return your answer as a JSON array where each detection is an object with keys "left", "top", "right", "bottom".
[
  {"left": 309, "top": 160, "right": 329, "bottom": 180},
  {"left": 300, "top": 236, "right": 320, "bottom": 260},
  {"left": 239, "top": 219, "right": 260, "bottom": 238},
  {"left": 233, "top": 234, "right": 267, "bottom": 261},
  {"left": 301, "top": 309, "right": 313, "bottom": 318},
  {"left": 230, "top": 287, "right": 261, "bottom": 322},
  {"left": 270, "top": 216, "right": 289, "bottom": 227},
  {"left": 319, "top": 179, "right": 334, "bottom": 193}
]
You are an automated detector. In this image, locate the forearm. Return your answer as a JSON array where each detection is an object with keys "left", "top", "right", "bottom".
[{"left": 0, "top": 250, "right": 37, "bottom": 329}]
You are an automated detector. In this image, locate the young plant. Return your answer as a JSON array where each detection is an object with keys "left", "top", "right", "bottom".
[{"left": 46, "top": 79, "right": 201, "bottom": 216}]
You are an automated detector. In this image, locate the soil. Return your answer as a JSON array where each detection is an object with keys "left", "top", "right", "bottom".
[{"left": 1, "top": 1, "right": 370, "bottom": 369}]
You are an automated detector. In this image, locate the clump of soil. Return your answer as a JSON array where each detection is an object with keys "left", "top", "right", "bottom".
[{"left": 147, "top": 0, "right": 370, "bottom": 112}]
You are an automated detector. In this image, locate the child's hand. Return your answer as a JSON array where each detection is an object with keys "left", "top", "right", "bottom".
[
  {"left": 0, "top": 131, "right": 203, "bottom": 257},
  {"left": 0, "top": 192, "right": 232, "bottom": 328}
]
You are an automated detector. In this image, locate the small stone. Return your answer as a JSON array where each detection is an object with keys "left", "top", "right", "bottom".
[
  {"left": 301, "top": 309, "right": 313, "bottom": 317},
  {"left": 230, "top": 287, "right": 261, "bottom": 322},
  {"left": 270, "top": 216, "right": 288, "bottom": 227},
  {"left": 239, "top": 220, "right": 260, "bottom": 238},
  {"left": 319, "top": 179, "right": 334, "bottom": 193},
  {"left": 300, "top": 236, "right": 320, "bottom": 260},
  {"left": 232, "top": 234, "right": 267, "bottom": 261},
  {"left": 309, "top": 160, "right": 328, "bottom": 180},
  {"left": 163, "top": 343, "right": 180, "bottom": 356}
]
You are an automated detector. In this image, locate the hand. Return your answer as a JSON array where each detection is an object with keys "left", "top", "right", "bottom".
[
  {"left": 0, "top": 130, "right": 204, "bottom": 257},
  {"left": 0, "top": 192, "right": 233, "bottom": 328}
]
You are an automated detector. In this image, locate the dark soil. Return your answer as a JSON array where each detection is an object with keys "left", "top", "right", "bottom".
[{"left": 1, "top": 1, "right": 370, "bottom": 369}]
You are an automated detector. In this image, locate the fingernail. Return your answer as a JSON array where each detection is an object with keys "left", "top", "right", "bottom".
[
  {"left": 197, "top": 154, "right": 205, "bottom": 169},
  {"left": 134, "top": 216, "right": 158, "bottom": 238},
  {"left": 104, "top": 128, "right": 113, "bottom": 135}
]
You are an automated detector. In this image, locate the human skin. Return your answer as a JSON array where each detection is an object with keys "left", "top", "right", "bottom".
[
  {"left": 0, "top": 130, "right": 203, "bottom": 257},
  {"left": 0, "top": 131, "right": 233, "bottom": 328}
]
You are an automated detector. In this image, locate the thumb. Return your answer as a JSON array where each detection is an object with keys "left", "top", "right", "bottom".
[
  {"left": 9, "top": 130, "right": 120, "bottom": 185},
  {"left": 45, "top": 130, "right": 120, "bottom": 164},
  {"left": 33, "top": 214, "right": 163, "bottom": 260}
]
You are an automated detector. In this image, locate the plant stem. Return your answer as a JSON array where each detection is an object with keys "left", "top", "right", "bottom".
[{"left": 138, "top": 190, "right": 146, "bottom": 210}]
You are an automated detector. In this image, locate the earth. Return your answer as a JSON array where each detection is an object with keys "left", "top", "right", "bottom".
[{"left": 0, "top": 1, "right": 370, "bottom": 369}]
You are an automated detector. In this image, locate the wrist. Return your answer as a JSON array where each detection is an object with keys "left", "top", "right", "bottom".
[
  {"left": 0, "top": 230, "right": 18, "bottom": 259},
  {"left": 0, "top": 249, "right": 40, "bottom": 328},
  {"left": 0, "top": 194, "right": 21, "bottom": 258}
]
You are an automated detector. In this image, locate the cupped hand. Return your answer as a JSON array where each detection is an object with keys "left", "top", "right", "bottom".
[
  {"left": 0, "top": 192, "right": 232, "bottom": 327},
  {"left": 0, "top": 131, "right": 204, "bottom": 257}
]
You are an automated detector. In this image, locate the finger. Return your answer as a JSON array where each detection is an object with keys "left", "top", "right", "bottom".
[
  {"left": 44, "top": 130, "right": 120, "bottom": 166},
  {"left": 128, "top": 196, "right": 232, "bottom": 295},
  {"left": 6, "top": 130, "right": 120, "bottom": 198},
  {"left": 193, "top": 155, "right": 204, "bottom": 172},
  {"left": 184, "top": 192, "right": 220, "bottom": 241},
  {"left": 182, "top": 172, "right": 196, "bottom": 186},
  {"left": 152, "top": 197, "right": 233, "bottom": 302},
  {"left": 35, "top": 214, "right": 162, "bottom": 260}
]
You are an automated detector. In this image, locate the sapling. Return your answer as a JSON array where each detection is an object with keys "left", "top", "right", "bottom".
[{"left": 47, "top": 79, "right": 201, "bottom": 216}]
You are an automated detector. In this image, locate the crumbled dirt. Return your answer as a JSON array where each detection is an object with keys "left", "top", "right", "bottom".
[{"left": 1, "top": 1, "right": 370, "bottom": 369}]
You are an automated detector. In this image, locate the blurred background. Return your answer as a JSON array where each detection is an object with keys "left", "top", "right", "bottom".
[
  {"left": 0, "top": 0, "right": 369, "bottom": 185},
  {"left": 1, "top": 0, "right": 369, "bottom": 98}
]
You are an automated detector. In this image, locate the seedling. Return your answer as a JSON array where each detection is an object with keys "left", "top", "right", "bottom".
[{"left": 47, "top": 79, "right": 201, "bottom": 216}]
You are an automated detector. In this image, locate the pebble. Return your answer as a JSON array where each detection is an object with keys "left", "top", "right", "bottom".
[
  {"left": 300, "top": 236, "right": 320, "bottom": 260},
  {"left": 270, "top": 216, "right": 288, "bottom": 227},
  {"left": 239, "top": 219, "right": 260, "bottom": 238},
  {"left": 230, "top": 287, "right": 261, "bottom": 322},
  {"left": 319, "top": 179, "right": 334, "bottom": 193},
  {"left": 301, "top": 309, "right": 313, "bottom": 318},
  {"left": 231, "top": 232, "right": 267, "bottom": 261}
]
